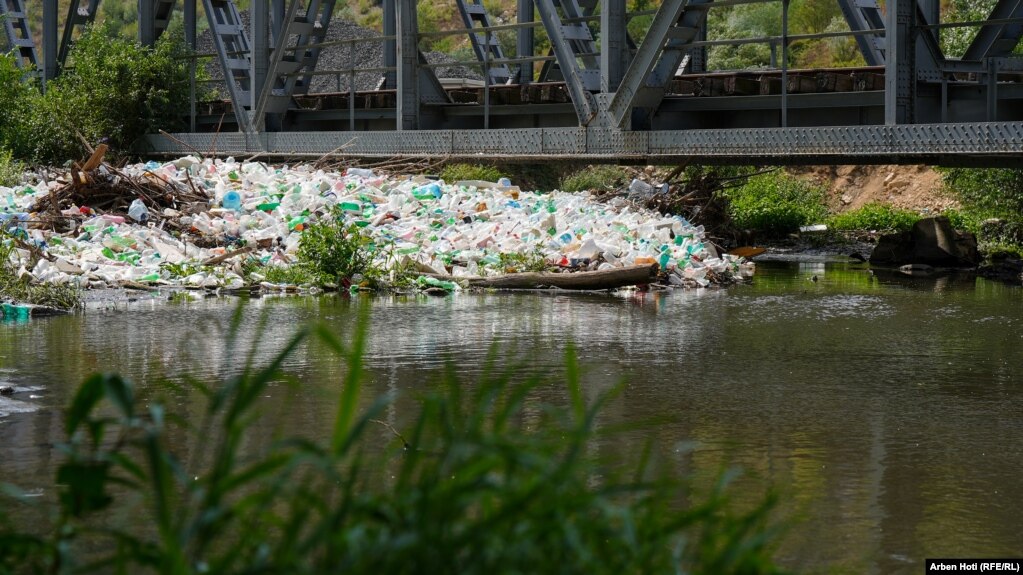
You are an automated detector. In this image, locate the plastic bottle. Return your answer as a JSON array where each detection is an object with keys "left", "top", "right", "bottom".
[
  {"left": 222, "top": 190, "right": 242, "bottom": 211},
  {"left": 346, "top": 167, "right": 374, "bottom": 178},
  {"left": 498, "top": 177, "right": 512, "bottom": 187},
  {"left": 128, "top": 199, "right": 149, "bottom": 223}
]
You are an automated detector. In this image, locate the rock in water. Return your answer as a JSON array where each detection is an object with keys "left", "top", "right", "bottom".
[{"left": 869, "top": 216, "right": 980, "bottom": 267}]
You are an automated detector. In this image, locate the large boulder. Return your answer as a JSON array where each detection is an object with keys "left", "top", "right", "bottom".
[{"left": 869, "top": 216, "right": 980, "bottom": 267}]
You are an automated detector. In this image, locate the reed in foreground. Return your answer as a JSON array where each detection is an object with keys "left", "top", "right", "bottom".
[{"left": 0, "top": 306, "right": 784, "bottom": 574}]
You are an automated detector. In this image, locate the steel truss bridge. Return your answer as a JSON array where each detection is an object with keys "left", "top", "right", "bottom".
[{"left": 5, "top": 0, "right": 1023, "bottom": 165}]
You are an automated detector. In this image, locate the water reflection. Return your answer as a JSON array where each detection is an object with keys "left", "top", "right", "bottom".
[{"left": 1, "top": 261, "right": 1021, "bottom": 573}]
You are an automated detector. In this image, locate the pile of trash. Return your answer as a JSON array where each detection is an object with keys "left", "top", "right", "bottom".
[{"left": 1, "top": 156, "right": 753, "bottom": 294}]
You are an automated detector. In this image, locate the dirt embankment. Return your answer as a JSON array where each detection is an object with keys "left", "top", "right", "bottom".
[{"left": 788, "top": 165, "right": 956, "bottom": 214}]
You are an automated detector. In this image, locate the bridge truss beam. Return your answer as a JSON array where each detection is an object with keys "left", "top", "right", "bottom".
[{"left": 18, "top": 0, "right": 1023, "bottom": 165}]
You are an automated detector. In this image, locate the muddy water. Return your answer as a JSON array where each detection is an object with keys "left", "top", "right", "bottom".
[{"left": 1, "top": 260, "right": 1022, "bottom": 573}]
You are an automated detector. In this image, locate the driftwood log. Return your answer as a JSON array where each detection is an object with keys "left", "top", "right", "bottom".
[{"left": 466, "top": 263, "right": 659, "bottom": 290}]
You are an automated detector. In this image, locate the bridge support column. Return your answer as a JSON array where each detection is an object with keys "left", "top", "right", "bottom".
[
  {"left": 139, "top": 0, "right": 156, "bottom": 46},
  {"left": 184, "top": 0, "right": 196, "bottom": 48},
  {"left": 251, "top": 0, "right": 269, "bottom": 131},
  {"left": 601, "top": 0, "right": 626, "bottom": 93},
  {"left": 396, "top": 0, "right": 419, "bottom": 130},
  {"left": 517, "top": 0, "right": 533, "bottom": 84},
  {"left": 383, "top": 0, "right": 396, "bottom": 89},
  {"left": 885, "top": 0, "right": 915, "bottom": 124},
  {"left": 43, "top": 0, "right": 57, "bottom": 87}
]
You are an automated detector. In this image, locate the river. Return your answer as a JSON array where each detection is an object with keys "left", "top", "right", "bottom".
[{"left": 1, "top": 259, "right": 1021, "bottom": 573}]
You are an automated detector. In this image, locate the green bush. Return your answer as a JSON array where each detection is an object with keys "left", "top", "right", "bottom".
[
  {"left": 941, "top": 207, "right": 981, "bottom": 235},
  {"left": 297, "top": 208, "right": 374, "bottom": 282},
  {"left": 560, "top": 165, "right": 631, "bottom": 193},
  {"left": 25, "top": 23, "right": 196, "bottom": 162},
  {"left": 0, "top": 309, "right": 784, "bottom": 573},
  {"left": 724, "top": 170, "right": 828, "bottom": 234},
  {"left": 440, "top": 163, "right": 504, "bottom": 183},
  {"left": 827, "top": 203, "right": 921, "bottom": 232},
  {"left": 939, "top": 168, "right": 1023, "bottom": 252},
  {"left": 941, "top": 168, "right": 1023, "bottom": 219},
  {"left": 0, "top": 53, "right": 38, "bottom": 158}
]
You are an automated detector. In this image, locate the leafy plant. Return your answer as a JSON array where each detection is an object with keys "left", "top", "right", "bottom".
[
  {"left": 498, "top": 249, "right": 549, "bottom": 272},
  {"left": 297, "top": 208, "right": 374, "bottom": 283},
  {"left": 722, "top": 170, "right": 827, "bottom": 235},
  {"left": 941, "top": 207, "right": 982, "bottom": 235},
  {"left": 827, "top": 203, "right": 921, "bottom": 232},
  {"left": 440, "top": 163, "right": 504, "bottom": 184},
  {"left": 0, "top": 306, "right": 785, "bottom": 574}
]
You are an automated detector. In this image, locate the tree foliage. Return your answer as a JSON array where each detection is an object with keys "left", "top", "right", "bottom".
[{"left": 1, "top": 23, "right": 196, "bottom": 163}]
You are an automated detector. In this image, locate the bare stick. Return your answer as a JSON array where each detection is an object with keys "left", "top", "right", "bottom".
[
  {"left": 159, "top": 130, "right": 206, "bottom": 160},
  {"left": 370, "top": 419, "right": 411, "bottom": 450},
  {"left": 201, "top": 245, "right": 255, "bottom": 266}
]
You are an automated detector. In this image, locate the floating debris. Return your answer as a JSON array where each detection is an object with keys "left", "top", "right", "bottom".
[{"left": 1, "top": 157, "right": 754, "bottom": 294}]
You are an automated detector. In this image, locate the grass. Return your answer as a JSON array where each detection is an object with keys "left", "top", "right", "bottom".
[
  {"left": 0, "top": 149, "right": 23, "bottom": 187},
  {"left": 0, "top": 305, "right": 785, "bottom": 574},
  {"left": 560, "top": 165, "right": 632, "bottom": 193},
  {"left": 440, "top": 163, "right": 505, "bottom": 184},
  {"left": 260, "top": 263, "right": 319, "bottom": 286}
]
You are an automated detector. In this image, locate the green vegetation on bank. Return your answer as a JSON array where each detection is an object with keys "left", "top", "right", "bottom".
[
  {"left": 561, "top": 165, "right": 633, "bottom": 193},
  {"left": 940, "top": 168, "right": 1023, "bottom": 254},
  {"left": 439, "top": 163, "right": 504, "bottom": 184},
  {"left": 0, "top": 23, "right": 196, "bottom": 164},
  {"left": 827, "top": 203, "right": 921, "bottom": 233},
  {"left": 721, "top": 169, "right": 828, "bottom": 235},
  {"left": 0, "top": 307, "right": 784, "bottom": 573}
]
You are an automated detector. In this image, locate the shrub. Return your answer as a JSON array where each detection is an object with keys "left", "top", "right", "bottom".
[
  {"left": 560, "top": 165, "right": 631, "bottom": 192},
  {"left": 827, "top": 203, "right": 920, "bottom": 232},
  {"left": 941, "top": 168, "right": 1023, "bottom": 219},
  {"left": 0, "top": 53, "right": 38, "bottom": 158},
  {"left": 26, "top": 23, "right": 196, "bottom": 162},
  {"left": 941, "top": 207, "right": 981, "bottom": 235},
  {"left": 297, "top": 208, "right": 374, "bottom": 282},
  {"left": 939, "top": 168, "right": 1023, "bottom": 252},
  {"left": 0, "top": 309, "right": 784, "bottom": 573},
  {"left": 724, "top": 170, "right": 828, "bottom": 234},
  {"left": 440, "top": 163, "right": 504, "bottom": 183}
]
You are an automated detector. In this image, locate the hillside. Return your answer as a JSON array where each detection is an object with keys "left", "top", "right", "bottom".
[{"left": 790, "top": 165, "right": 956, "bottom": 214}]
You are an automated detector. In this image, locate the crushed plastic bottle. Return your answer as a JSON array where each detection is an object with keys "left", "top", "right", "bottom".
[
  {"left": 345, "top": 167, "right": 374, "bottom": 178},
  {"left": 128, "top": 199, "right": 149, "bottom": 223}
]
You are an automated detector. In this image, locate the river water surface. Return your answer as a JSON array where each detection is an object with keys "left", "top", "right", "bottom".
[{"left": 1, "top": 259, "right": 1021, "bottom": 573}]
